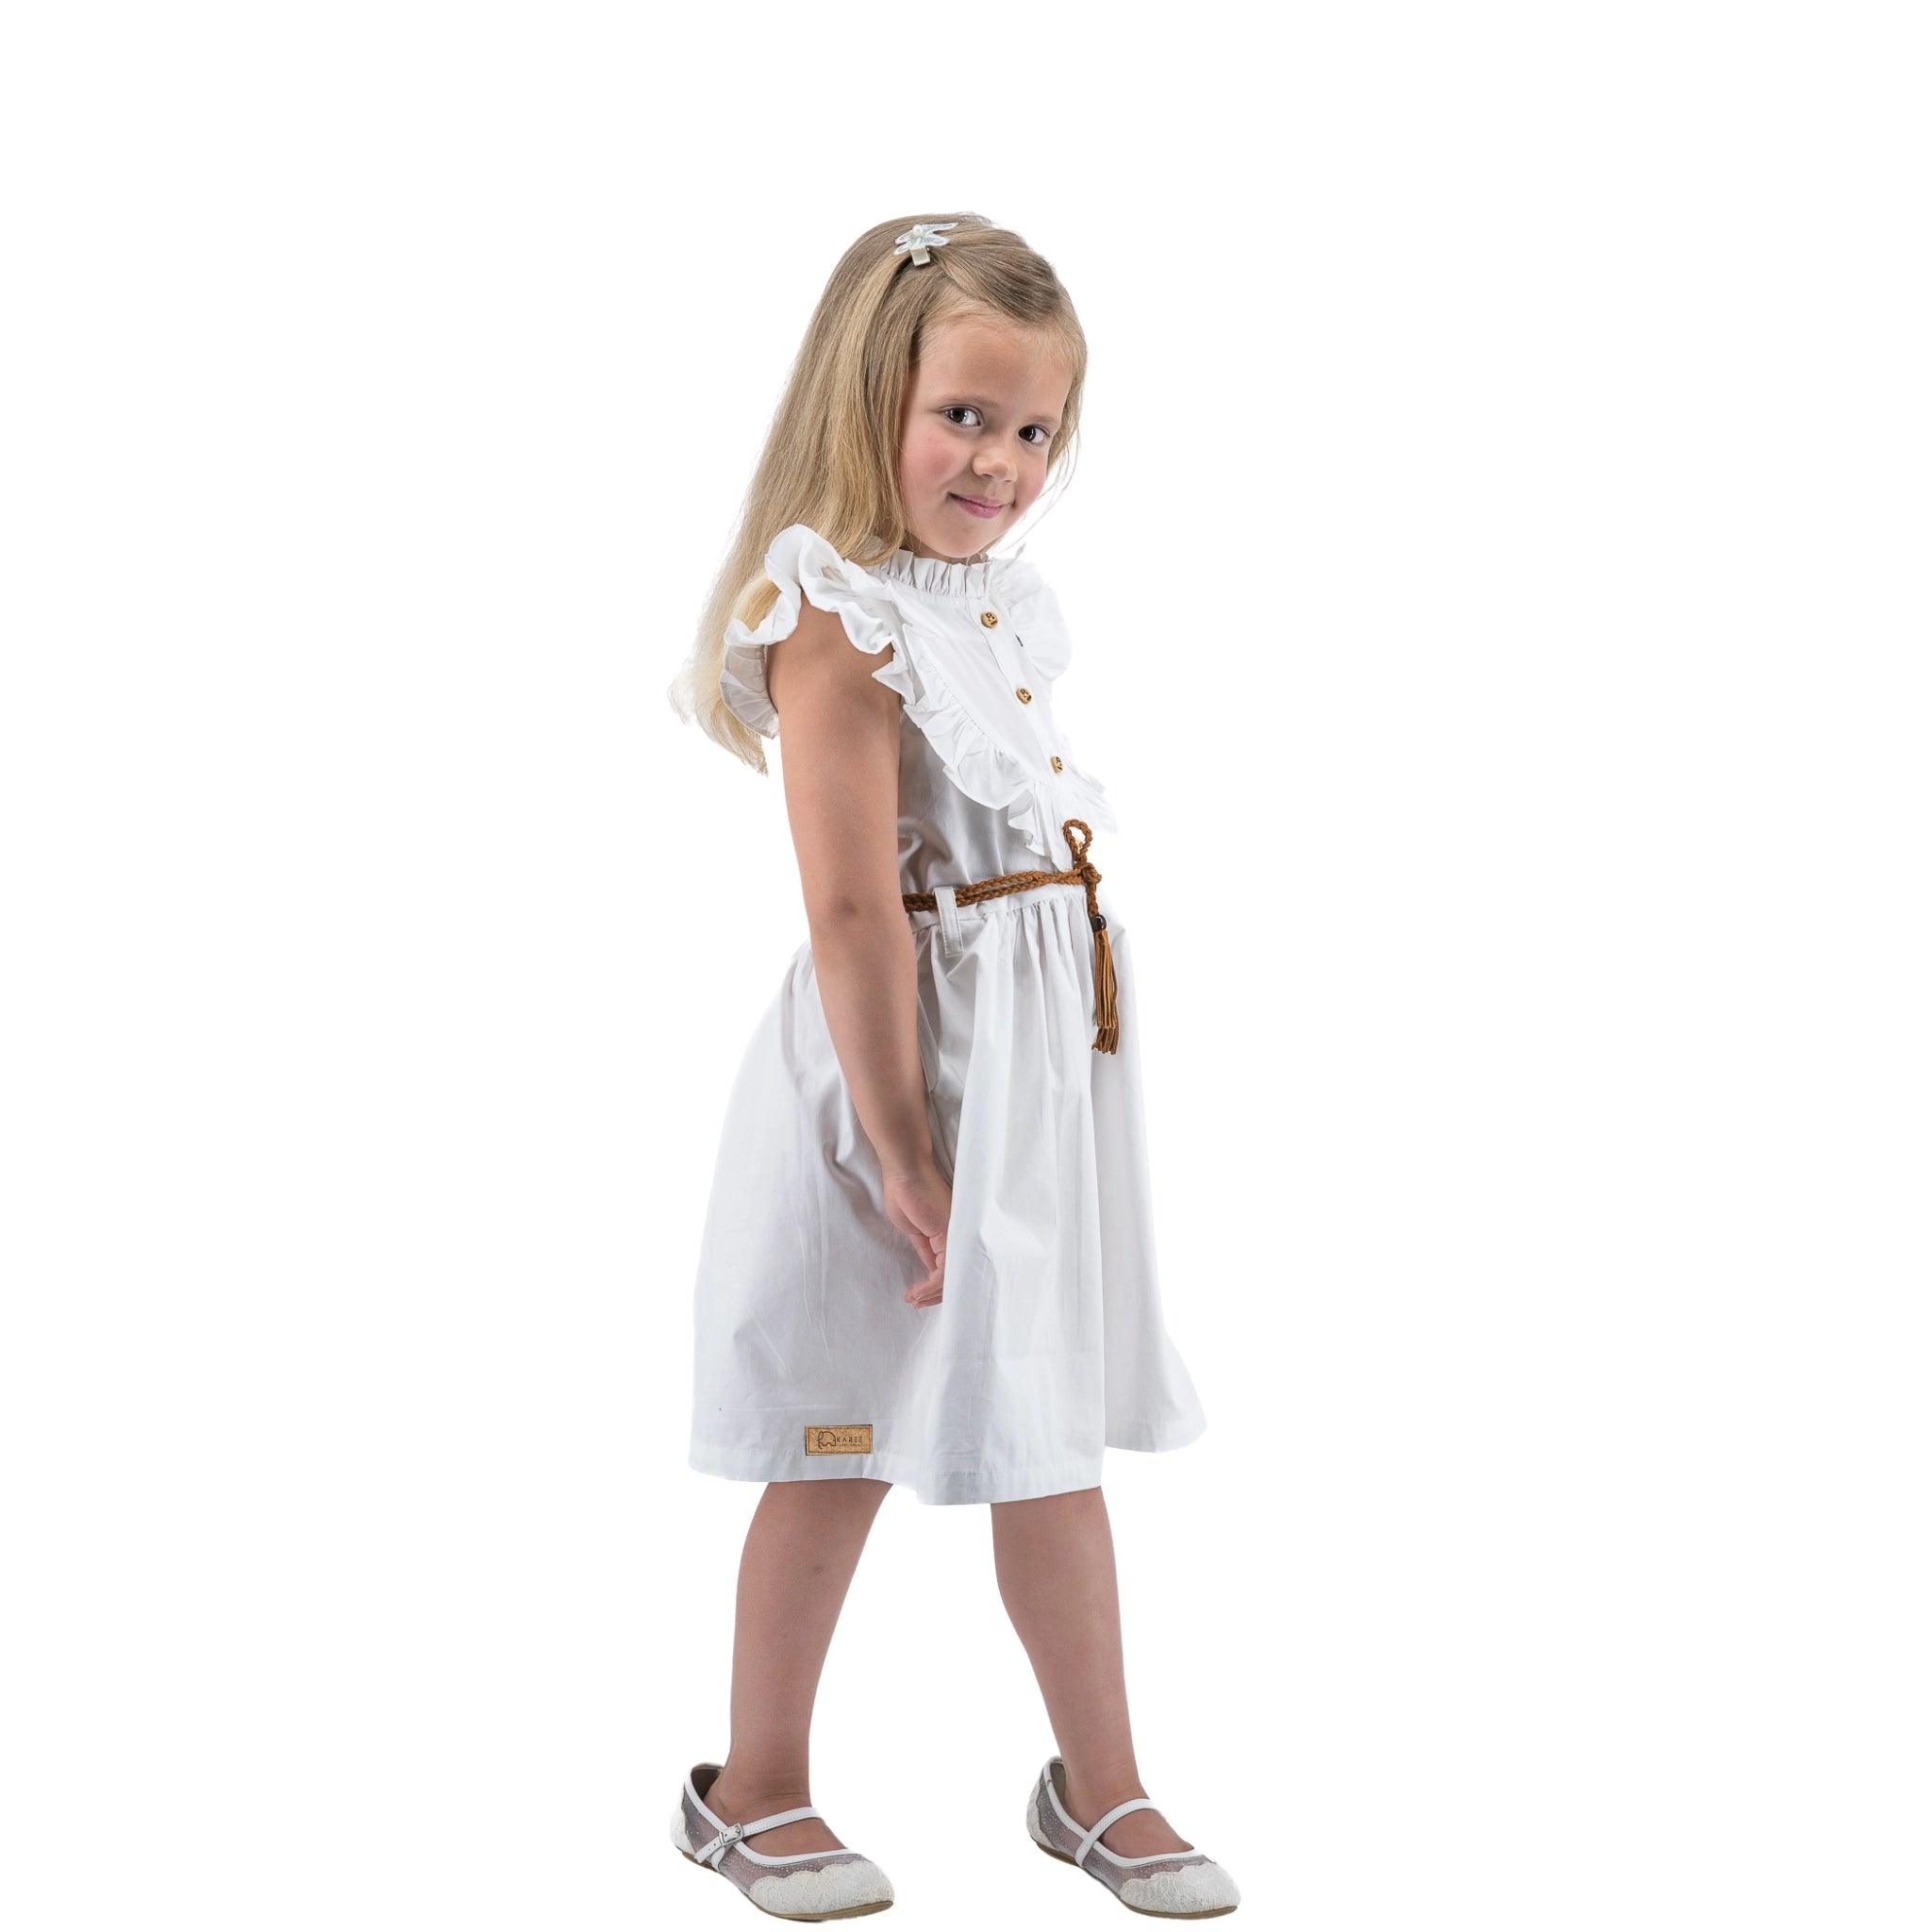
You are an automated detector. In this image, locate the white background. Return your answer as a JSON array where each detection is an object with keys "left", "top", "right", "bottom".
[{"left": 4, "top": 4, "right": 1926, "bottom": 1927}]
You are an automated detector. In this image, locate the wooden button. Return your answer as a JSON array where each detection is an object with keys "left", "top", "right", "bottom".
[
  {"left": 1015, "top": 686, "right": 1032, "bottom": 703},
  {"left": 980, "top": 610, "right": 999, "bottom": 626},
  {"left": 1051, "top": 755, "right": 1063, "bottom": 772}
]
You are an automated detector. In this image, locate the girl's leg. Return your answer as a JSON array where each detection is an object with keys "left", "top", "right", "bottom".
[
  {"left": 701, "top": 1476, "right": 892, "bottom": 1856},
  {"left": 990, "top": 1485, "right": 1195, "bottom": 1857}
]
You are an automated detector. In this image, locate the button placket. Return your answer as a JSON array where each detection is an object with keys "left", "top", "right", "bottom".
[{"left": 976, "top": 599, "right": 1059, "bottom": 776}]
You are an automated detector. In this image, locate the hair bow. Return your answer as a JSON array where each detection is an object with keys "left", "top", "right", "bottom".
[{"left": 892, "top": 222, "right": 958, "bottom": 266}]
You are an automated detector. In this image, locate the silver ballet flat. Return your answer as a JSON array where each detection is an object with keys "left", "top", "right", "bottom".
[
  {"left": 1026, "top": 1755, "right": 1241, "bottom": 1918},
  {"left": 672, "top": 1760, "right": 893, "bottom": 1920}
]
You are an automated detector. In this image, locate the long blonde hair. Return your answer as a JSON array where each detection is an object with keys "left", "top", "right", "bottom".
[{"left": 667, "top": 213, "right": 1088, "bottom": 774}]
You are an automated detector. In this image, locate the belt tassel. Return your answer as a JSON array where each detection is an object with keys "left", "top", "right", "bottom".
[
  {"left": 1089, "top": 909, "right": 1120, "bottom": 1054},
  {"left": 1060, "top": 818, "right": 1120, "bottom": 1054}
]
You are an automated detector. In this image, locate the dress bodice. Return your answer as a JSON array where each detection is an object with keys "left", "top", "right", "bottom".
[{"left": 718, "top": 524, "right": 1119, "bottom": 895}]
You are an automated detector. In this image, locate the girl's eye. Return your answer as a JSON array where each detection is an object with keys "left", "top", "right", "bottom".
[{"left": 943, "top": 406, "right": 1053, "bottom": 446}]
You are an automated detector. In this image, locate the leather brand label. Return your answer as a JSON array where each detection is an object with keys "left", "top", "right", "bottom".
[{"left": 804, "top": 1424, "right": 874, "bottom": 1456}]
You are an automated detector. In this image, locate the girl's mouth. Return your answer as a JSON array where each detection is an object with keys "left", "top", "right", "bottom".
[{"left": 951, "top": 493, "right": 1007, "bottom": 519}]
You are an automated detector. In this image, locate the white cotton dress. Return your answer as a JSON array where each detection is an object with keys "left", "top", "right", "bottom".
[{"left": 687, "top": 523, "right": 1206, "bottom": 1506}]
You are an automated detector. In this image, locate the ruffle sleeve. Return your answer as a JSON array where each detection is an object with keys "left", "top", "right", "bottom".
[
  {"left": 720, "top": 524, "right": 1054, "bottom": 858},
  {"left": 720, "top": 525, "right": 902, "bottom": 738}
]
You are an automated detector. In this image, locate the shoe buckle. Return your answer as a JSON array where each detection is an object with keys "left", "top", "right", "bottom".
[{"left": 701, "top": 1821, "right": 744, "bottom": 1862}]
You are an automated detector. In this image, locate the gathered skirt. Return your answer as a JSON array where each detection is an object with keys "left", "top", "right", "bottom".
[{"left": 687, "top": 877, "right": 1207, "bottom": 1506}]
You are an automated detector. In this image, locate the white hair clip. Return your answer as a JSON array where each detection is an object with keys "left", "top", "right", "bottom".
[{"left": 892, "top": 222, "right": 958, "bottom": 266}]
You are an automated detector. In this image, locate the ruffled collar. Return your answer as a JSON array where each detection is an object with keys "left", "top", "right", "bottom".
[{"left": 874, "top": 541, "right": 1034, "bottom": 602}]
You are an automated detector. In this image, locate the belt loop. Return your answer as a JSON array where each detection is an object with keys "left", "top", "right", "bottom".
[{"left": 932, "top": 884, "right": 965, "bottom": 958}]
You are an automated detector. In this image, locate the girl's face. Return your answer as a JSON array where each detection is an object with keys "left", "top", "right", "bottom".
[{"left": 898, "top": 312, "right": 1073, "bottom": 560}]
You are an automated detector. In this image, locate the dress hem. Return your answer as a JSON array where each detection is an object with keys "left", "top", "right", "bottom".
[{"left": 688, "top": 1416, "right": 1206, "bottom": 1507}]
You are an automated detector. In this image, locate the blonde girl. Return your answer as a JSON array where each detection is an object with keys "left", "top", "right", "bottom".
[{"left": 666, "top": 213, "right": 1237, "bottom": 1922}]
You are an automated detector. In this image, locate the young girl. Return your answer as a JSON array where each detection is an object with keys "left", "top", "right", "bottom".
[{"left": 665, "top": 214, "right": 1239, "bottom": 1923}]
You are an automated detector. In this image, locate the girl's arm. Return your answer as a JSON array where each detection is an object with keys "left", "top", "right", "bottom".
[{"left": 765, "top": 595, "right": 936, "bottom": 1181}]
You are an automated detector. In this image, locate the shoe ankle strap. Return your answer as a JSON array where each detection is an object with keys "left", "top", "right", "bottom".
[
  {"left": 692, "top": 1803, "right": 823, "bottom": 1864},
  {"left": 1075, "top": 1796, "right": 1157, "bottom": 1868}
]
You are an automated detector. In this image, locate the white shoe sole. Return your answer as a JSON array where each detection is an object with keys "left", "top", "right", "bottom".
[
  {"left": 1032, "top": 1834, "right": 1238, "bottom": 1918},
  {"left": 677, "top": 1844, "right": 892, "bottom": 1920}
]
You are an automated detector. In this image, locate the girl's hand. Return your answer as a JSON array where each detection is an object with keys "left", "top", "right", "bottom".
[{"left": 882, "top": 1159, "right": 951, "bottom": 1307}]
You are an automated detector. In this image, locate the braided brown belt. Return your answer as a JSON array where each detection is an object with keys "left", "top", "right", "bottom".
[{"left": 901, "top": 816, "right": 1121, "bottom": 1054}]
